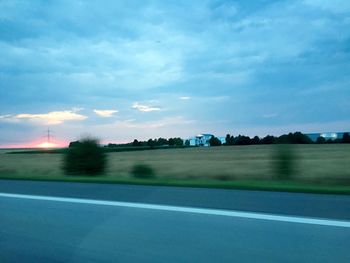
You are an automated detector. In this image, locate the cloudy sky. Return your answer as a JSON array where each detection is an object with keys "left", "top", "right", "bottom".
[{"left": 0, "top": 0, "right": 349, "bottom": 147}]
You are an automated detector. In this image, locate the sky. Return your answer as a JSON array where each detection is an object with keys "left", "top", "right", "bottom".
[{"left": 0, "top": 0, "right": 350, "bottom": 147}]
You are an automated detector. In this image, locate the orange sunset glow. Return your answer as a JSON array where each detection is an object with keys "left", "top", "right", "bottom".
[{"left": 36, "top": 142, "right": 58, "bottom": 148}]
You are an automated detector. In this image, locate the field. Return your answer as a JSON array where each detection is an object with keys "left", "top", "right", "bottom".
[{"left": 1, "top": 145, "right": 350, "bottom": 193}]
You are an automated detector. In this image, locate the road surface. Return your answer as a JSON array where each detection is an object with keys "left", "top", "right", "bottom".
[{"left": 0, "top": 179, "right": 349, "bottom": 262}]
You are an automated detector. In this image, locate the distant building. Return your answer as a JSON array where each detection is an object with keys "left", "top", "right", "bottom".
[
  {"left": 188, "top": 134, "right": 226, "bottom": 146},
  {"left": 188, "top": 134, "right": 213, "bottom": 147},
  {"left": 189, "top": 138, "right": 196, "bottom": 146},
  {"left": 218, "top": 137, "right": 226, "bottom": 144},
  {"left": 306, "top": 132, "right": 347, "bottom": 142}
]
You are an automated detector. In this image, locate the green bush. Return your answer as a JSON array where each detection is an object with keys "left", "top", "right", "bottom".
[
  {"left": 131, "top": 164, "right": 155, "bottom": 179},
  {"left": 63, "top": 138, "right": 107, "bottom": 176},
  {"left": 273, "top": 145, "right": 296, "bottom": 180}
]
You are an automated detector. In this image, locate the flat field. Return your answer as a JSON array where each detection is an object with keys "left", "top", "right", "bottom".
[{"left": 1, "top": 145, "right": 350, "bottom": 193}]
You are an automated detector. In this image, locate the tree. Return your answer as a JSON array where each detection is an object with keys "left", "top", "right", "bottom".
[
  {"left": 168, "top": 137, "right": 183, "bottom": 146},
  {"left": 276, "top": 133, "right": 292, "bottom": 144},
  {"left": 173, "top": 137, "right": 184, "bottom": 146},
  {"left": 209, "top": 136, "right": 222, "bottom": 146},
  {"left": 316, "top": 136, "right": 326, "bottom": 144},
  {"left": 292, "top": 132, "right": 313, "bottom": 144},
  {"left": 225, "top": 134, "right": 230, "bottom": 145},
  {"left": 157, "top": 138, "right": 169, "bottom": 146},
  {"left": 261, "top": 135, "right": 276, "bottom": 144},
  {"left": 342, "top": 133, "right": 350, "bottom": 143},
  {"left": 132, "top": 139, "right": 140, "bottom": 146},
  {"left": 276, "top": 132, "right": 312, "bottom": 144},
  {"left": 234, "top": 135, "right": 251, "bottom": 145},
  {"left": 225, "top": 134, "right": 234, "bottom": 145},
  {"left": 326, "top": 138, "right": 334, "bottom": 144},
  {"left": 63, "top": 138, "right": 107, "bottom": 175},
  {"left": 251, "top": 136, "right": 260, "bottom": 145},
  {"left": 147, "top": 139, "right": 155, "bottom": 147},
  {"left": 168, "top": 138, "right": 175, "bottom": 146}
]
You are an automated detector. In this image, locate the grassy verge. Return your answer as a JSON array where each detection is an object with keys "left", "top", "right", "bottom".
[{"left": 0, "top": 173, "right": 349, "bottom": 195}]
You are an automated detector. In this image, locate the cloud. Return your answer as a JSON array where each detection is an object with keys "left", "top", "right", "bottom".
[
  {"left": 1, "top": 110, "right": 87, "bottom": 125},
  {"left": 93, "top": 109, "right": 118, "bottom": 117},
  {"left": 1, "top": 1, "right": 350, "bottom": 143},
  {"left": 132, "top": 102, "right": 161, "bottom": 112}
]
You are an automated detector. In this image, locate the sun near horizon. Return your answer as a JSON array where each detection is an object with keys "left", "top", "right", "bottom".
[{"left": 36, "top": 142, "right": 59, "bottom": 148}]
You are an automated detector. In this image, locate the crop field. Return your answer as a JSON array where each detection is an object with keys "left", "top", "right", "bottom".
[{"left": 1, "top": 144, "right": 350, "bottom": 188}]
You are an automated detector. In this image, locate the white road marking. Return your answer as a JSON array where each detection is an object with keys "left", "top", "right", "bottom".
[{"left": 1, "top": 192, "right": 350, "bottom": 228}]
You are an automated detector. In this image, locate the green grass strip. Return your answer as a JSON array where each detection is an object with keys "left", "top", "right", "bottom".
[{"left": 0, "top": 174, "right": 349, "bottom": 195}]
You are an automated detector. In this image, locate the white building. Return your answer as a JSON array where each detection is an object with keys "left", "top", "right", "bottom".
[
  {"left": 189, "top": 134, "right": 213, "bottom": 147},
  {"left": 306, "top": 132, "right": 346, "bottom": 142},
  {"left": 218, "top": 137, "right": 226, "bottom": 145}
]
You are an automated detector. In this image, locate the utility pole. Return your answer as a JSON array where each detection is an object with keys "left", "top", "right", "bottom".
[{"left": 47, "top": 128, "right": 51, "bottom": 143}]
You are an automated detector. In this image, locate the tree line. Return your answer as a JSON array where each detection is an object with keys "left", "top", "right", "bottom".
[
  {"left": 104, "top": 137, "right": 184, "bottom": 148},
  {"left": 215, "top": 132, "right": 350, "bottom": 146},
  {"left": 69, "top": 132, "right": 350, "bottom": 148}
]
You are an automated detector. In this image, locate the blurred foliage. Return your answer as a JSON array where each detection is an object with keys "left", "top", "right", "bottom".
[
  {"left": 273, "top": 145, "right": 297, "bottom": 180},
  {"left": 131, "top": 164, "right": 155, "bottom": 179},
  {"left": 63, "top": 138, "right": 106, "bottom": 176}
]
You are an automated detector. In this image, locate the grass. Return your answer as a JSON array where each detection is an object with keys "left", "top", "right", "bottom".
[{"left": 1, "top": 144, "right": 350, "bottom": 194}]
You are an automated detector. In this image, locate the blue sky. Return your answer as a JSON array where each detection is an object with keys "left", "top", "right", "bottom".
[{"left": 0, "top": 0, "right": 349, "bottom": 146}]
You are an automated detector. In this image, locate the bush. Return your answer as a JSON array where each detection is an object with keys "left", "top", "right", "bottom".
[
  {"left": 273, "top": 145, "right": 296, "bottom": 180},
  {"left": 131, "top": 164, "right": 155, "bottom": 179},
  {"left": 63, "top": 138, "right": 107, "bottom": 175}
]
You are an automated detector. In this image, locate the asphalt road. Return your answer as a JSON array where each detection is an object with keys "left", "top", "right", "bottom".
[{"left": 1, "top": 180, "right": 350, "bottom": 262}]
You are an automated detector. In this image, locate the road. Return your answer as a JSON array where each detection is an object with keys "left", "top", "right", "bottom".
[{"left": 0, "top": 180, "right": 349, "bottom": 262}]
